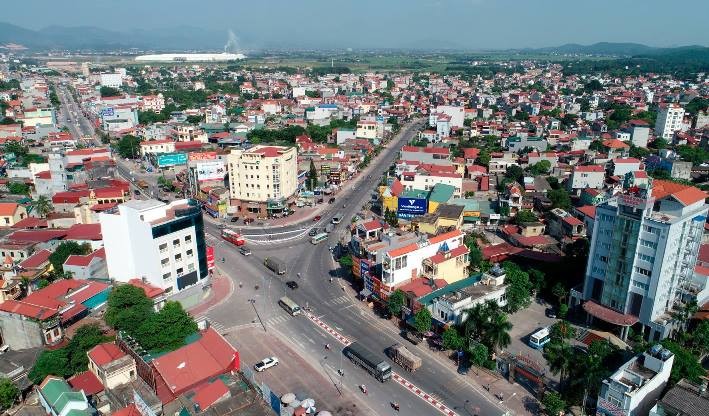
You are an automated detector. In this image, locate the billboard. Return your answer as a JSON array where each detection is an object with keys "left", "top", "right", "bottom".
[
  {"left": 189, "top": 151, "right": 217, "bottom": 161},
  {"left": 157, "top": 152, "right": 188, "bottom": 167},
  {"left": 196, "top": 161, "right": 226, "bottom": 182},
  {"left": 100, "top": 107, "right": 114, "bottom": 117},
  {"left": 397, "top": 197, "right": 427, "bottom": 219},
  {"left": 206, "top": 246, "right": 215, "bottom": 270}
]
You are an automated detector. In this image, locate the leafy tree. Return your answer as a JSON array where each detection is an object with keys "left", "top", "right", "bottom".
[
  {"left": 528, "top": 268, "right": 546, "bottom": 293},
  {"left": 30, "top": 195, "right": 53, "bottom": 218},
  {"left": 384, "top": 207, "right": 399, "bottom": 227},
  {"left": 558, "top": 304, "right": 569, "bottom": 319},
  {"left": 685, "top": 96, "right": 709, "bottom": 115},
  {"left": 413, "top": 308, "right": 432, "bottom": 333},
  {"left": 588, "top": 140, "right": 604, "bottom": 152},
  {"left": 105, "top": 284, "right": 154, "bottom": 336},
  {"left": 7, "top": 182, "right": 29, "bottom": 195},
  {"left": 49, "top": 241, "right": 91, "bottom": 274},
  {"left": 115, "top": 134, "right": 141, "bottom": 159},
  {"left": 307, "top": 159, "right": 318, "bottom": 191},
  {"left": 99, "top": 86, "right": 121, "bottom": 97},
  {"left": 629, "top": 144, "right": 650, "bottom": 159},
  {"left": 677, "top": 145, "right": 709, "bottom": 165},
  {"left": 468, "top": 243, "right": 483, "bottom": 271},
  {"left": 549, "top": 320, "right": 576, "bottom": 344},
  {"left": 503, "top": 262, "right": 533, "bottom": 312},
  {"left": 578, "top": 340, "right": 614, "bottom": 409},
  {"left": 541, "top": 391, "right": 566, "bottom": 416},
  {"left": 477, "top": 150, "right": 491, "bottom": 166},
  {"left": 547, "top": 188, "right": 572, "bottom": 210},
  {"left": 442, "top": 327, "right": 465, "bottom": 351},
  {"left": 690, "top": 320, "right": 709, "bottom": 357},
  {"left": 552, "top": 282, "right": 567, "bottom": 306},
  {"left": 157, "top": 175, "right": 176, "bottom": 192},
  {"left": 529, "top": 160, "right": 551, "bottom": 176},
  {"left": 505, "top": 165, "right": 524, "bottom": 183},
  {"left": 483, "top": 311, "right": 512, "bottom": 351},
  {"left": 544, "top": 340, "right": 575, "bottom": 391},
  {"left": 0, "top": 378, "right": 19, "bottom": 411},
  {"left": 514, "top": 210, "right": 538, "bottom": 224},
  {"left": 650, "top": 137, "right": 669, "bottom": 150},
  {"left": 584, "top": 79, "right": 604, "bottom": 92},
  {"left": 29, "top": 348, "right": 70, "bottom": 384},
  {"left": 338, "top": 254, "right": 353, "bottom": 268},
  {"left": 660, "top": 340, "right": 705, "bottom": 385},
  {"left": 66, "top": 324, "right": 111, "bottom": 374},
  {"left": 137, "top": 301, "right": 197, "bottom": 352},
  {"left": 387, "top": 289, "right": 405, "bottom": 316},
  {"left": 469, "top": 342, "right": 489, "bottom": 367},
  {"left": 185, "top": 115, "right": 203, "bottom": 124}
]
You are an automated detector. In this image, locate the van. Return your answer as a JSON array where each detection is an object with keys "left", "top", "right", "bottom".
[{"left": 0, "top": 344, "right": 9, "bottom": 354}]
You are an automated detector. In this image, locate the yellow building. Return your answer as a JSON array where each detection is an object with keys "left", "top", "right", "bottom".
[
  {"left": 87, "top": 343, "right": 137, "bottom": 389},
  {"left": 227, "top": 145, "right": 298, "bottom": 217},
  {"left": 421, "top": 244, "right": 470, "bottom": 284},
  {"left": 356, "top": 120, "right": 378, "bottom": 140},
  {"left": 0, "top": 202, "right": 27, "bottom": 227},
  {"left": 415, "top": 204, "right": 464, "bottom": 235}
]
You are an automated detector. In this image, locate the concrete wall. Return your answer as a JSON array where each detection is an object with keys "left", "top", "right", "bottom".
[{"left": 0, "top": 312, "right": 44, "bottom": 350}]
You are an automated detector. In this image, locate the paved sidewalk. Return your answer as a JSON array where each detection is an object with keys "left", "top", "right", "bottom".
[{"left": 188, "top": 269, "right": 233, "bottom": 316}]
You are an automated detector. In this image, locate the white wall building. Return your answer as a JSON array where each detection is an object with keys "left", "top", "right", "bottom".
[
  {"left": 100, "top": 199, "right": 208, "bottom": 295},
  {"left": 568, "top": 165, "right": 605, "bottom": 192},
  {"left": 597, "top": 345, "right": 674, "bottom": 416},
  {"left": 434, "top": 105, "right": 465, "bottom": 128},
  {"left": 655, "top": 104, "right": 685, "bottom": 140},
  {"left": 99, "top": 73, "right": 123, "bottom": 89}
]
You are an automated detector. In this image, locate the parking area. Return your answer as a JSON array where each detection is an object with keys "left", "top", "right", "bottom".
[
  {"left": 506, "top": 299, "right": 559, "bottom": 382},
  {"left": 227, "top": 325, "right": 362, "bottom": 415}
]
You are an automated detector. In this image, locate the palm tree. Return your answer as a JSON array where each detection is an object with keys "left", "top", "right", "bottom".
[
  {"left": 30, "top": 195, "right": 53, "bottom": 218},
  {"left": 544, "top": 340, "right": 575, "bottom": 391},
  {"left": 483, "top": 311, "right": 512, "bottom": 351},
  {"left": 461, "top": 303, "right": 486, "bottom": 343}
]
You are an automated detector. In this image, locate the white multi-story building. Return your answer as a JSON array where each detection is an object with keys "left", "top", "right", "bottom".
[
  {"left": 568, "top": 165, "right": 605, "bottom": 192},
  {"left": 577, "top": 180, "right": 708, "bottom": 341},
  {"left": 139, "top": 93, "right": 165, "bottom": 113},
  {"left": 227, "top": 145, "right": 298, "bottom": 217},
  {"left": 100, "top": 199, "right": 209, "bottom": 295},
  {"left": 655, "top": 104, "right": 685, "bottom": 141},
  {"left": 597, "top": 345, "right": 674, "bottom": 416},
  {"left": 99, "top": 73, "right": 123, "bottom": 89}
]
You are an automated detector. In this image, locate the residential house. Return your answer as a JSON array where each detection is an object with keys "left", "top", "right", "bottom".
[
  {"left": 0, "top": 203, "right": 27, "bottom": 227},
  {"left": 37, "top": 376, "right": 93, "bottom": 416}
]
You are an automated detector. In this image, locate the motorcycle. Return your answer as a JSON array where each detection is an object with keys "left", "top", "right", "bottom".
[
  {"left": 391, "top": 402, "right": 400, "bottom": 411},
  {"left": 360, "top": 384, "right": 367, "bottom": 395}
]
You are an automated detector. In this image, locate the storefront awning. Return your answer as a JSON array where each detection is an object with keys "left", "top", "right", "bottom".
[{"left": 583, "top": 300, "right": 638, "bottom": 326}]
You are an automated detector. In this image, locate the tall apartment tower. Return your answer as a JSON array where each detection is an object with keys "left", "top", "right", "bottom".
[
  {"left": 654, "top": 103, "right": 685, "bottom": 141},
  {"left": 579, "top": 179, "right": 707, "bottom": 342}
]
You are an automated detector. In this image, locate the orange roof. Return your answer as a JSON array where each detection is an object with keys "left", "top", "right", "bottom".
[
  {"left": 602, "top": 139, "right": 629, "bottom": 149},
  {"left": 652, "top": 180, "right": 707, "bottom": 206},
  {"left": 0, "top": 202, "right": 19, "bottom": 216},
  {"left": 387, "top": 243, "right": 418, "bottom": 258},
  {"left": 429, "top": 229, "right": 463, "bottom": 244}
]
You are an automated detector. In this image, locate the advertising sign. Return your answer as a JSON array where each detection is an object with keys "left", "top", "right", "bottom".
[
  {"left": 196, "top": 161, "right": 226, "bottom": 182},
  {"left": 397, "top": 197, "right": 427, "bottom": 219},
  {"left": 100, "top": 107, "right": 114, "bottom": 117},
  {"left": 157, "top": 152, "right": 188, "bottom": 167},
  {"left": 188, "top": 151, "right": 217, "bottom": 161},
  {"left": 206, "top": 246, "right": 215, "bottom": 270},
  {"left": 351, "top": 256, "right": 361, "bottom": 278}
]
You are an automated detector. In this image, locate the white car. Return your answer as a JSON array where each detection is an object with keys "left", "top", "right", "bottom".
[{"left": 254, "top": 356, "right": 279, "bottom": 372}]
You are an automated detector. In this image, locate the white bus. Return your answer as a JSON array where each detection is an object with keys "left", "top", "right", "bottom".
[
  {"left": 311, "top": 233, "right": 328, "bottom": 245},
  {"left": 332, "top": 213, "right": 343, "bottom": 224},
  {"left": 528, "top": 327, "right": 551, "bottom": 349},
  {"left": 278, "top": 296, "right": 301, "bottom": 316}
]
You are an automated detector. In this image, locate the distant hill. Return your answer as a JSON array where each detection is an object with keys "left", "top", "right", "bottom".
[{"left": 533, "top": 42, "right": 658, "bottom": 56}]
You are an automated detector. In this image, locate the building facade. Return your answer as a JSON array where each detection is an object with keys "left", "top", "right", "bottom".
[
  {"left": 655, "top": 104, "right": 685, "bottom": 140},
  {"left": 100, "top": 199, "right": 208, "bottom": 295},
  {"left": 578, "top": 180, "right": 708, "bottom": 341},
  {"left": 227, "top": 145, "right": 298, "bottom": 217}
]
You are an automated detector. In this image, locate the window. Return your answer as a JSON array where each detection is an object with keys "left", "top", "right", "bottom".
[
  {"left": 599, "top": 255, "right": 608, "bottom": 263},
  {"left": 162, "top": 272, "right": 171, "bottom": 280},
  {"left": 640, "top": 239, "right": 657, "bottom": 249},
  {"left": 159, "top": 243, "right": 167, "bottom": 253},
  {"left": 643, "top": 225, "right": 660, "bottom": 235},
  {"left": 161, "top": 258, "right": 169, "bottom": 266},
  {"left": 174, "top": 254, "right": 182, "bottom": 262},
  {"left": 188, "top": 263, "right": 195, "bottom": 271},
  {"left": 176, "top": 267, "right": 184, "bottom": 276},
  {"left": 173, "top": 239, "right": 180, "bottom": 246},
  {"left": 185, "top": 235, "right": 192, "bottom": 243},
  {"left": 635, "top": 267, "right": 652, "bottom": 277},
  {"left": 638, "top": 253, "right": 655, "bottom": 263},
  {"left": 186, "top": 249, "right": 193, "bottom": 258}
]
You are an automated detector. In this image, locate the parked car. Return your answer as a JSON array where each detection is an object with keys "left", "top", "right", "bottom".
[
  {"left": 545, "top": 308, "right": 557, "bottom": 319},
  {"left": 254, "top": 357, "right": 279, "bottom": 372},
  {"left": 309, "top": 228, "right": 319, "bottom": 236},
  {"left": 328, "top": 197, "right": 336, "bottom": 204},
  {"left": 313, "top": 215, "right": 321, "bottom": 222},
  {"left": 230, "top": 216, "right": 239, "bottom": 223},
  {"left": 239, "top": 247, "right": 252, "bottom": 256},
  {"left": 286, "top": 281, "right": 299, "bottom": 289}
]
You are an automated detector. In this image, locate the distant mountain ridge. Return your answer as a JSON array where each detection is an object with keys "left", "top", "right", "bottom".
[{"left": 527, "top": 41, "right": 709, "bottom": 57}]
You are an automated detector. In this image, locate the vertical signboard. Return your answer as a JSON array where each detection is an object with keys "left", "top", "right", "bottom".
[{"left": 206, "top": 246, "right": 215, "bottom": 270}]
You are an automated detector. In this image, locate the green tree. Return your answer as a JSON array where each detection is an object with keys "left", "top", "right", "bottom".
[
  {"left": 469, "top": 342, "right": 489, "bottom": 367},
  {"left": 468, "top": 243, "right": 483, "bottom": 271},
  {"left": 650, "top": 137, "right": 669, "bottom": 150},
  {"left": 105, "top": 284, "right": 154, "bottom": 336},
  {"left": 660, "top": 339, "right": 705, "bottom": 385},
  {"left": 690, "top": 320, "right": 709, "bottom": 357},
  {"left": 157, "top": 175, "right": 176, "bottom": 192},
  {"left": 677, "top": 145, "right": 709, "bottom": 165},
  {"left": 584, "top": 79, "right": 604, "bottom": 92},
  {"left": 552, "top": 282, "right": 567, "bottom": 306},
  {"left": 29, "top": 349, "right": 70, "bottom": 384},
  {"left": 7, "top": 182, "right": 30, "bottom": 195},
  {"left": 0, "top": 378, "right": 19, "bottom": 411},
  {"left": 338, "top": 254, "right": 353, "bottom": 269},
  {"left": 541, "top": 391, "right": 566, "bottom": 416},
  {"left": 547, "top": 188, "right": 571, "bottom": 210},
  {"left": 30, "top": 195, "right": 53, "bottom": 218},
  {"left": 505, "top": 165, "right": 524, "bottom": 183},
  {"left": 578, "top": 340, "right": 614, "bottom": 409},
  {"left": 514, "top": 210, "right": 538, "bottom": 224},
  {"left": 185, "top": 115, "right": 203, "bottom": 124},
  {"left": 99, "top": 86, "right": 121, "bottom": 97},
  {"left": 66, "top": 324, "right": 111, "bottom": 374},
  {"left": 442, "top": 327, "right": 465, "bottom": 351},
  {"left": 483, "top": 311, "right": 512, "bottom": 351},
  {"left": 544, "top": 340, "right": 575, "bottom": 391},
  {"left": 413, "top": 308, "right": 432, "bottom": 333},
  {"left": 307, "top": 159, "right": 318, "bottom": 191},
  {"left": 503, "top": 262, "right": 532, "bottom": 312},
  {"left": 528, "top": 268, "right": 546, "bottom": 293},
  {"left": 529, "top": 160, "right": 551, "bottom": 176},
  {"left": 137, "top": 301, "right": 197, "bottom": 352},
  {"left": 387, "top": 289, "right": 405, "bottom": 316},
  {"left": 384, "top": 207, "right": 399, "bottom": 227},
  {"left": 115, "top": 134, "right": 141, "bottom": 159},
  {"left": 49, "top": 241, "right": 91, "bottom": 274}
]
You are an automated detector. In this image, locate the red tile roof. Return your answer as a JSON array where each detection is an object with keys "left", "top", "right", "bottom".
[
  {"left": 111, "top": 404, "right": 140, "bottom": 416},
  {"left": 652, "top": 180, "right": 707, "bottom": 206},
  {"left": 398, "top": 277, "right": 447, "bottom": 298},
  {"left": 18, "top": 248, "right": 51, "bottom": 269},
  {"left": 6, "top": 229, "right": 68, "bottom": 243},
  {"left": 152, "top": 328, "right": 239, "bottom": 397},
  {"left": 0, "top": 202, "right": 20, "bottom": 216},
  {"left": 427, "top": 245, "right": 469, "bottom": 265},
  {"left": 88, "top": 343, "right": 126, "bottom": 366},
  {"left": 602, "top": 139, "right": 629, "bottom": 149},
  {"left": 583, "top": 300, "right": 638, "bottom": 326},
  {"left": 64, "top": 247, "right": 105, "bottom": 268},
  {"left": 193, "top": 379, "right": 230, "bottom": 411},
  {"left": 65, "top": 224, "right": 102, "bottom": 241},
  {"left": 11, "top": 217, "right": 48, "bottom": 229},
  {"left": 68, "top": 370, "right": 104, "bottom": 396},
  {"left": 250, "top": 146, "right": 283, "bottom": 157},
  {"left": 576, "top": 205, "right": 596, "bottom": 219},
  {"left": 129, "top": 278, "right": 166, "bottom": 299},
  {"left": 574, "top": 165, "right": 605, "bottom": 173}
]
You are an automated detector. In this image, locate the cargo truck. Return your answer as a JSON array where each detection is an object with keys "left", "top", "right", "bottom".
[
  {"left": 343, "top": 342, "right": 391, "bottom": 382},
  {"left": 264, "top": 257, "right": 287, "bottom": 275},
  {"left": 387, "top": 344, "right": 422, "bottom": 372}
]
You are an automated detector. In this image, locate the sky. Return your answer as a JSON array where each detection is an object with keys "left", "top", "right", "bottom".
[{"left": 5, "top": 0, "right": 709, "bottom": 50}]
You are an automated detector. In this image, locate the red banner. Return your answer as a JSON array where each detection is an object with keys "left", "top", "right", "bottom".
[
  {"left": 206, "top": 246, "right": 215, "bottom": 270},
  {"left": 189, "top": 151, "right": 217, "bottom": 161}
]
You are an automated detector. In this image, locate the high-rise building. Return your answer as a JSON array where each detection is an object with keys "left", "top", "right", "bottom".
[
  {"left": 100, "top": 199, "right": 208, "bottom": 295},
  {"left": 577, "top": 179, "right": 707, "bottom": 341},
  {"left": 654, "top": 104, "right": 685, "bottom": 141},
  {"left": 227, "top": 145, "right": 298, "bottom": 217}
]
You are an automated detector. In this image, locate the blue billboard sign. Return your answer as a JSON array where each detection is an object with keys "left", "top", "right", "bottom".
[
  {"left": 156, "top": 152, "right": 188, "bottom": 167},
  {"left": 100, "top": 107, "right": 114, "bottom": 117},
  {"left": 397, "top": 197, "right": 427, "bottom": 219}
]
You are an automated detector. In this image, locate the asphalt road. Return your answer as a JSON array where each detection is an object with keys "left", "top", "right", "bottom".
[{"left": 202, "top": 122, "right": 509, "bottom": 416}]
